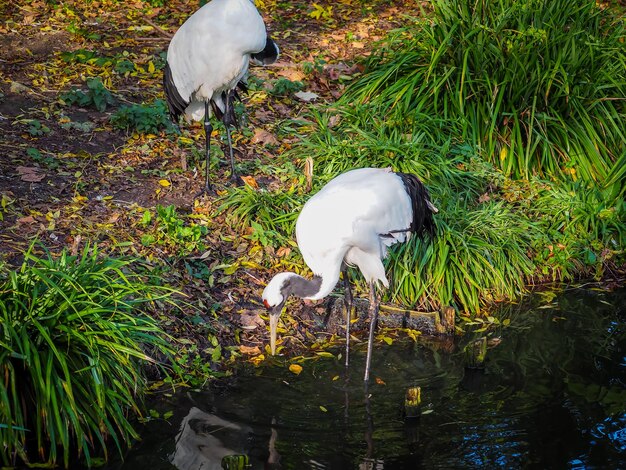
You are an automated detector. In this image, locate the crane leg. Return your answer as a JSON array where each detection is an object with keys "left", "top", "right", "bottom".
[
  {"left": 224, "top": 125, "right": 243, "bottom": 186},
  {"left": 197, "top": 101, "right": 214, "bottom": 196},
  {"left": 364, "top": 281, "right": 379, "bottom": 382},
  {"left": 342, "top": 266, "right": 353, "bottom": 368}
]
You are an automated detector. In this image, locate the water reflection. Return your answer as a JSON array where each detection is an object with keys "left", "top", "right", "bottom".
[
  {"left": 108, "top": 287, "right": 626, "bottom": 469},
  {"left": 169, "top": 407, "right": 254, "bottom": 470}
]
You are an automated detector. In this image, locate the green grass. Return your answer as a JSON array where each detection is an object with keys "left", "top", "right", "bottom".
[
  {"left": 217, "top": 0, "right": 625, "bottom": 316},
  {"left": 0, "top": 244, "right": 177, "bottom": 468},
  {"left": 343, "top": 0, "right": 626, "bottom": 186}
]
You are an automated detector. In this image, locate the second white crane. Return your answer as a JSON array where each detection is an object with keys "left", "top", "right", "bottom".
[
  {"left": 262, "top": 167, "right": 438, "bottom": 381},
  {"left": 163, "top": 0, "right": 279, "bottom": 195}
]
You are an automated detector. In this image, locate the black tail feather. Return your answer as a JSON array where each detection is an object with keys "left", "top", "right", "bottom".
[
  {"left": 251, "top": 36, "right": 279, "bottom": 65},
  {"left": 163, "top": 63, "right": 189, "bottom": 123},
  {"left": 396, "top": 172, "right": 437, "bottom": 238}
]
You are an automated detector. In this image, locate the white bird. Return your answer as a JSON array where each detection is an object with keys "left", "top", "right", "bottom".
[
  {"left": 163, "top": 0, "right": 279, "bottom": 195},
  {"left": 262, "top": 167, "right": 438, "bottom": 381}
]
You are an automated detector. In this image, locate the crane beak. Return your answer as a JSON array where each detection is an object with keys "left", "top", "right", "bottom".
[{"left": 269, "top": 311, "right": 280, "bottom": 355}]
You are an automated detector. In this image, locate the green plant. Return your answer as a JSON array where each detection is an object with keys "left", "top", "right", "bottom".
[
  {"left": 26, "top": 119, "right": 51, "bottom": 136},
  {"left": 26, "top": 147, "right": 60, "bottom": 170},
  {"left": 61, "top": 49, "right": 111, "bottom": 66},
  {"left": 140, "top": 205, "right": 208, "bottom": 255},
  {"left": 270, "top": 78, "right": 306, "bottom": 96},
  {"left": 218, "top": 185, "right": 303, "bottom": 239},
  {"left": 66, "top": 21, "right": 101, "bottom": 41},
  {"left": 0, "top": 244, "right": 177, "bottom": 468},
  {"left": 343, "top": 0, "right": 626, "bottom": 187},
  {"left": 60, "top": 77, "right": 115, "bottom": 112},
  {"left": 114, "top": 58, "right": 135, "bottom": 74},
  {"left": 110, "top": 99, "right": 176, "bottom": 134}
]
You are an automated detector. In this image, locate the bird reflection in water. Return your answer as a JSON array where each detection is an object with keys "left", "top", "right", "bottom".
[{"left": 168, "top": 407, "right": 281, "bottom": 470}]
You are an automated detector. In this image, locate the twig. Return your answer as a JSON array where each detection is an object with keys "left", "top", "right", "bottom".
[
  {"left": 144, "top": 17, "right": 173, "bottom": 39},
  {"left": 243, "top": 270, "right": 264, "bottom": 285}
]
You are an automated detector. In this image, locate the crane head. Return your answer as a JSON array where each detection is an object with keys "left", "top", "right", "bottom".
[{"left": 262, "top": 273, "right": 292, "bottom": 355}]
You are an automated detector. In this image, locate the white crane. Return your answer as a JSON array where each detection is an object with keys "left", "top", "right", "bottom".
[
  {"left": 262, "top": 167, "right": 438, "bottom": 381},
  {"left": 163, "top": 0, "right": 279, "bottom": 195}
]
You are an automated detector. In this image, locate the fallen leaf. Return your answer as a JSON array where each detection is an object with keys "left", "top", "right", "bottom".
[
  {"left": 241, "top": 175, "right": 259, "bottom": 189},
  {"left": 239, "top": 312, "right": 265, "bottom": 330},
  {"left": 158, "top": 179, "right": 171, "bottom": 187},
  {"left": 289, "top": 364, "right": 303, "bottom": 375},
  {"left": 240, "top": 345, "right": 261, "bottom": 355},
  {"left": 315, "top": 351, "right": 335, "bottom": 358},
  {"left": 327, "top": 114, "right": 341, "bottom": 128},
  {"left": 375, "top": 377, "right": 386, "bottom": 385},
  {"left": 294, "top": 91, "right": 319, "bottom": 102},
  {"left": 251, "top": 128, "right": 278, "bottom": 146},
  {"left": 249, "top": 354, "right": 265, "bottom": 366},
  {"left": 253, "top": 109, "right": 274, "bottom": 122},
  {"left": 10, "top": 82, "right": 31, "bottom": 94},
  {"left": 108, "top": 213, "right": 121, "bottom": 224},
  {"left": 277, "top": 68, "right": 306, "bottom": 82},
  {"left": 276, "top": 246, "right": 291, "bottom": 257},
  {"left": 478, "top": 193, "right": 491, "bottom": 203},
  {"left": 16, "top": 166, "right": 45, "bottom": 182},
  {"left": 17, "top": 216, "right": 37, "bottom": 224}
]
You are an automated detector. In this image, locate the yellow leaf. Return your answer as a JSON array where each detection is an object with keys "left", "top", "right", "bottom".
[
  {"left": 315, "top": 351, "right": 335, "bottom": 358},
  {"left": 148, "top": 61, "right": 155, "bottom": 74},
  {"left": 319, "top": 405, "right": 328, "bottom": 412},
  {"left": 332, "top": 375, "right": 340, "bottom": 381},
  {"left": 158, "top": 179, "right": 171, "bottom": 187},
  {"left": 249, "top": 354, "right": 265, "bottom": 366},
  {"left": 500, "top": 147, "right": 508, "bottom": 161},
  {"left": 289, "top": 364, "right": 303, "bottom": 375}
]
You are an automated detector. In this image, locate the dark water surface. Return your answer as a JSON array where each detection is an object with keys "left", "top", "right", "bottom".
[{"left": 108, "top": 287, "right": 625, "bottom": 469}]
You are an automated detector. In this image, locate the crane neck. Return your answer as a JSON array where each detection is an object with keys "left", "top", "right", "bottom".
[{"left": 283, "top": 267, "right": 340, "bottom": 302}]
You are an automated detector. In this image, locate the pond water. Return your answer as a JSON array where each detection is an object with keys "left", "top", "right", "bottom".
[{"left": 107, "top": 286, "right": 625, "bottom": 469}]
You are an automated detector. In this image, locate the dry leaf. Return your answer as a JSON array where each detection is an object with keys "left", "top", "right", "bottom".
[
  {"left": 240, "top": 345, "right": 261, "bottom": 355},
  {"left": 375, "top": 377, "right": 386, "bottom": 385},
  {"left": 289, "top": 364, "right": 303, "bottom": 375},
  {"left": 327, "top": 114, "right": 341, "bottom": 128},
  {"left": 478, "top": 193, "right": 491, "bottom": 203},
  {"left": 17, "top": 166, "right": 45, "bottom": 182},
  {"left": 304, "top": 156, "right": 313, "bottom": 192},
  {"left": 251, "top": 128, "right": 278, "bottom": 146},
  {"left": 107, "top": 213, "right": 121, "bottom": 224},
  {"left": 294, "top": 91, "right": 319, "bottom": 102},
  {"left": 241, "top": 175, "right": 259, "bottom": 189},
  {"left": 10, "top": 82, "right": 31, "bottom": 94},
  {"left": 276, "top": 246, "right": 291, "bottom": 257},
  {"left": 17, "top": 216, "right": 37, "bottom": 224},
  {"left": 239, "top": 312, "right": 265, "bottom": 330},
  {"left": 277, "top": 68, "right": 306, "bottom": 82}
]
